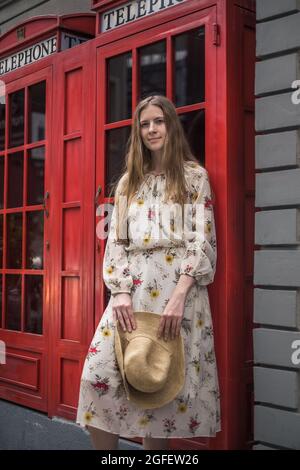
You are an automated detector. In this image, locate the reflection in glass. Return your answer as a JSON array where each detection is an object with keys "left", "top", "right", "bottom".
[
  {"left": 5, "top": 274, "right": 21, "bottom": 331},
  {"left": 0, "top": 214, "right": 3, "bottom": 268},
  {"left": 179, "top": 110, "right": 205, "bottom": 165},
  {"left": 29, "top": 81, "right": 46, "bottom": 143},
  {"left": 9, "top": 89, "right": 24, "bottom": 148},
  {"left": 25, "top": 275, "right": 43, "bottom": 334},
  {"left": 107, "top": 52, "right": 132, "bottom": 123},
  {"left": 174, "top": 27, "right": 205, "bottom": 107},
  {"left": 0, "top": 156, "right": 4, "bottom": 208},
  {"left": 26, "top": 211, "right": 44, "bottom": 270},
  {"left": 28, "top": 147, "right": 45, "bottom": 205},
  {"left": 139, "top": 41, "right": 166, "bottom": 100},
  {"left": 8, "top": 152, "right": 23, "bottom": 208},
  {"left": 105, "top": 126, "right": 131, "bottom": 196},
  {"left": 0, "top": 98, "right": 5, "bottom": 151},
  {"left": 7, "top": 212, "right": 22, "bottom": 269}
]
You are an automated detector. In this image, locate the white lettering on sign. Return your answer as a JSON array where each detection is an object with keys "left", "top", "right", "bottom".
[
  {"left": 61, "top": 32, "right": 89, "bottom": 51},
  {"left": 101, "top": 0, "right": 186, "bottom": 32},
  {"left": 0, "top": 36, "right": 57, "bottom": 77}
]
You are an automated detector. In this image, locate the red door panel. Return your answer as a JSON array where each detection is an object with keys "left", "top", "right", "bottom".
[
  {"left": 48, "top": 42, "right": 96, "bottom": 420},
  {"left": 0, "top": 66, "right": 52, "bottom": 412},
  {"left": 95, "top": 5, "right": 218, "bottom": 450}
]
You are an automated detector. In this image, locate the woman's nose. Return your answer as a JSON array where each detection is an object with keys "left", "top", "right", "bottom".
[{"left": 149, "top": 121, "right": 156, "bottom": 132}]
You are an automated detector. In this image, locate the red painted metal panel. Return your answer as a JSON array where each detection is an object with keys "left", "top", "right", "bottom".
[
  {"left": 0, "top": 17, "right": 59, "bottom": 54},
  {"left": 60, "top": 358, "right": 81, "bottom": 408},
  {"left": 62, "top": 209, "right": 81, "bottom": 271},
  {"left": 64, "top": 140, "right": 82, "bottom": 202},
  {"left": 61, "top": 277, "right": 81, "bottom": 341},
  {"left": 215, "top": 1, "right": 255, "bottom": 449},
  {"left": 0, "top": 14, "right": 95, "bottom": 57},
  {"left": 58, "top": 14, "right": 96, "bottom": 36},
  {"left": 1, "top": 351, "right": 40, "bottom": 391},
  {"left": 49, "top": 40, "right": 96, "bottom": 420},
  {"left": 65, "top": 69, "right": 84, "bottom": 134}
]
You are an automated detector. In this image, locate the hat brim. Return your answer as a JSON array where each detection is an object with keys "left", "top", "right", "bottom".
[{"left": 115, "top": 311, "right": 185, "bottom": 410}]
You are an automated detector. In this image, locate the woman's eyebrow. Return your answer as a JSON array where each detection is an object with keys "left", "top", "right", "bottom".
[{"left": 140, "top": 116, "right": 164, "bottom": 123}]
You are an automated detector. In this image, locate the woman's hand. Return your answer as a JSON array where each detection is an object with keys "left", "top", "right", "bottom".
[
  {"left": 157, "top": 275, "right": 195, "bottom": 341},
  {"left": 157, "top": 292, "right": 186, "bottom": 341},
  {"left": 112, "top": 293, "right": 136, "bottom": 332}
]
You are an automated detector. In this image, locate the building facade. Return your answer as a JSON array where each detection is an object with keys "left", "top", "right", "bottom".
[
  {"left": 254, "top": 0, "right": 300, "bottom": 450},
  {"left": 0, "top": 0, "right": 259, "bottom": 450}
]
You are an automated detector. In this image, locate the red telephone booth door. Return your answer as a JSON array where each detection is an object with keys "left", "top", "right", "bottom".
[
  {"left": 95, "top": 5, "right": 218, "bottom": 450},
  {"left": 0, "top": 66, "right": 52, "bottom": 412},
  {"left": 0, "top": 41, "right": 96, "bottom": 420}
]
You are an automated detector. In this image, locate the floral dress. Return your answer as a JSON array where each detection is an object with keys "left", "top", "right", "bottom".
[{"left": 76, "top": 162, "right": 221, "bottom": 438}]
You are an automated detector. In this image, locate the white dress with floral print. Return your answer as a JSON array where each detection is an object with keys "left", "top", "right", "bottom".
[{"left": 76, "top": 162, "right": 221, "bottom": 438}]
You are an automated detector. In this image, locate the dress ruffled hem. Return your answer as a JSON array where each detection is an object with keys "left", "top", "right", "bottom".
[{"left": 76, "top": 418, "right": 221, "bottom": 439}]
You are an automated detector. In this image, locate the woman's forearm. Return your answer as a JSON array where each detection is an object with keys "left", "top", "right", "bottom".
[{"left": 173, "top": 274, "right": 196, "bottom": 300}]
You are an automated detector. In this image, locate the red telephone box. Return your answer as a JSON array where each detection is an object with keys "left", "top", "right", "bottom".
[{"left": 0, "top": 0, "right": 256, "bottom": 450}]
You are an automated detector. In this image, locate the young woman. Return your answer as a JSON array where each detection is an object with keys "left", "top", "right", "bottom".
[{"left": 76, "top": 95, "right": 221, "bottom": 450}]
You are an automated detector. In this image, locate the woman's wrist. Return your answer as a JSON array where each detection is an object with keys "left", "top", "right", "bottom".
[
  {"left": 111, "top": 291, "right": 131, "bottom": 297},
  {"left": 174, "top": 274, "right": 196, "bottom": 299}
]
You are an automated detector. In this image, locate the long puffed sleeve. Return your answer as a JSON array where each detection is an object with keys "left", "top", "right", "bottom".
[
  {"left": 179, "top": 167, "right": 217, "bottom": 286},
  {"left": 102, "top": 177, "right": 133, "bottom": 296}
]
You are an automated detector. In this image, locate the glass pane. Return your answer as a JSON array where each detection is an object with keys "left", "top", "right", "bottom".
[
  {"left": 25, "top": 275, "right": 43, "bottom": 334},
  {"left": 27, "top": 147, "right": 45, "bottom": 205},
  {"left": 179, "top": 110, "right": 205, "bottom": 165},
  {"left": 8, "top": 152, "right": 23, "bottom": 208},
  {"left": 0, "top": 98, "right": 5, "bottom": 151},
  {"left": 7, "top": 212, "right": 22, "bottom": 269},
  {"left": 107, "top": 52, "right": 132, "bottom": 123},
  {"left": 105, "top": 126, "right": 131, "bottom": 196},
  {"left": 0, "top": 156, "right": 4, "bottom": 208},
  {"left": 9, "top": 89, "right": 24, "bottom": 148},
  {"left": 29, "top": 81, "right": 46, "bottom": 143},
  {"left": 26, "top": 211, "right": 44, "bottom": 270},
  {"left": 0, "top": 214, "right": 3, "bottom": 268},
  {"left": 174, "top": 27, "right": 205, "bottom": 107},
  {"left": 139, "top": 41, "right": 166, "bottom": 100},
  {"left": 5, "top": 274, "right": 21, "bottom": 331}
]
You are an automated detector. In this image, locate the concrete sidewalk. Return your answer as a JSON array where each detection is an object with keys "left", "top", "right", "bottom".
[{"left": 0, "top": 399, "right": 142, "bottom": 450}]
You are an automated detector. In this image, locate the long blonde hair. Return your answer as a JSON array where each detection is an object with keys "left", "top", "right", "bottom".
[{"left": 112, "top": 95, "right": 201, "bottom": 241}]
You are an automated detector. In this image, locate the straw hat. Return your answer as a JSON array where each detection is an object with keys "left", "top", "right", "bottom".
[{"left": 115, "top": 311, "right": 185, "bottom": 409}]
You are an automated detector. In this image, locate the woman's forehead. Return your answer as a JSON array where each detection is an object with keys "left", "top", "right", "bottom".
[{"left": 140, "top": 104, "right": 164, "bottom": 120}]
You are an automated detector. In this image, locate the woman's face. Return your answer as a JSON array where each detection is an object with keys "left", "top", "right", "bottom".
[{"left": 139, "top": 104, "right": 167, "bottom": 155}]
